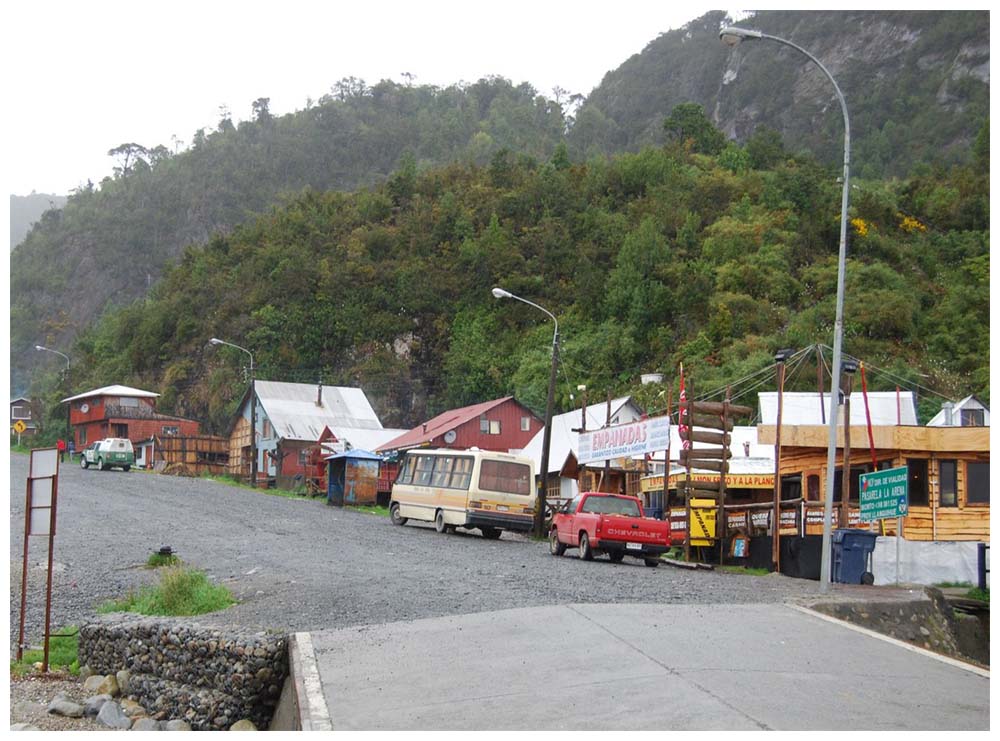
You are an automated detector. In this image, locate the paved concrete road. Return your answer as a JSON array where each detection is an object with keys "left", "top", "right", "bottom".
[{"left": 311, "top": 603, "right": 989, "bottom": 731}]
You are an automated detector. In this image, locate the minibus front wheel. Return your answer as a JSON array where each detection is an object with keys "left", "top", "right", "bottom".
[{"left": 390, "top": 503, "right": 407, "bottom": 526}]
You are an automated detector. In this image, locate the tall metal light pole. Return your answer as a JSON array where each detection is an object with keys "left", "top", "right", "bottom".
[
  {"left": 492, "top": 287, "right": 559, "bottom": 538},
  {"left": 35, "top": 345, "right": 71, "bottom": 443},
  {"left": 211, "top": 338, "right": 257, "bottom": 488},
  {"left": 720, "top": 26, "right": 851, "bottom": 592}
]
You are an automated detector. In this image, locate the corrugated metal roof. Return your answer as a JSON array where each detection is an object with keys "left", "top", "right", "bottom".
[
  {"left": 377, "top": 397, "right": 515, "bottom": 451},
  {"left": 255, "top": 381, "right": 383, "bottom": 442},
  {"left": 62, "top": 385, "right": 160, "bottom": 403},
  {"left": 758, "top": 391, "right": 918, "bottom": 426}
]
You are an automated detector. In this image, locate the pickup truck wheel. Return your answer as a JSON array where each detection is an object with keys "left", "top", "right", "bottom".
[
  {"left": 578, "top": 532, "right": 594, "bottom": 561},
  {"left": 98, "top": 457, "right": 108, "bottom": 471},
  {"left": 549, "top": 529, "right": 566, "bottom": 556},
  {"left": 644, "top": 558, "right": 660, "bottom": 568},
  {"left": 608, "top": 551, "right": 625, "bottom": 563},
  {"left": 80, "top": 456, "right": 89, "bottom": 470},
  {"left": 434, "top": 510, "right": 447, "bottom": 534},
  {"left": 122, "top": 465, "right": 130, "bottom": 472},
  {"left": 390, "top": 503, "right": 407, "bottom": 526}
]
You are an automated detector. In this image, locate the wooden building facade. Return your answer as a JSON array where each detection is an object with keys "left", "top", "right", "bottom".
[{"left": 757, "top": 423, "right": 990, "bottom": 542}]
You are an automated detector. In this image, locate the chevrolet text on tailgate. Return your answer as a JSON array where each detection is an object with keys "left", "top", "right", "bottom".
[{"left": 549, "top": 492, "right": 673, "bottom": 567}]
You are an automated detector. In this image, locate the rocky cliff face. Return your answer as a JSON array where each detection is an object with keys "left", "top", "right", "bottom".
[{"left": 577, "top": 10, "right": 989, "bottom": 178}]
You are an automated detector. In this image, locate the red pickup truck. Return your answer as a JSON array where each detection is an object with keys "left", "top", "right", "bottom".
[{"left": 549, "top": 492, "right": 673, "bottom": 567}]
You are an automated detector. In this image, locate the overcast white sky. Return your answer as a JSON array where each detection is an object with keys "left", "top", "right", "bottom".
[{"left": 4, "top": 1, "right": 737, "bottom": 198}]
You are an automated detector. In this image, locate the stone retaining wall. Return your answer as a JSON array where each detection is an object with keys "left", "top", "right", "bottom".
[
  {"left": 810, "top": 587, "right": 988, "bottom": 666},
  {"left": 78, "top": 615, "right": 288, "bottom": 730}
]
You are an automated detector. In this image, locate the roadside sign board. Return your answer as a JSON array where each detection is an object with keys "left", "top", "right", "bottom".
[
  {"left": 859, "top": 466, "right": 908, "bottom": 522},
  {"left": 578, "top": 415, "right": 670, "bottom": 465},
  {"left": 13, "top": 420, "right": 27, "bottom": 434}
]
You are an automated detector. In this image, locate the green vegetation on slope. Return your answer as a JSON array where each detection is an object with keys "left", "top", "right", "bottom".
[{"left": 56, "top": 113, "right": 987, "bottom": 432}]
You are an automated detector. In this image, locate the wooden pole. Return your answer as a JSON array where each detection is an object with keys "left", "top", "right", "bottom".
[
  {"left": 719, "top": 387, "right": 731, "bottom": 566},
  {"left": 816, "top": 345, "right": 826, "bottom": 425},
  {"left": 604, "top": 390, "right": 611, "bottom": 492},
  {"left": 773, "top": 358, "right": 786, "bottom": 571},
  {"left": 841, "top": 372, "right": 854, "bottom": 528},
  {"left": 663, "top": 388, "right": 672, "bottom": 516}
]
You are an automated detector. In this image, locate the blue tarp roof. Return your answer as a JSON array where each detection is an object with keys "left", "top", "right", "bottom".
[{"left": 324, "top": 449, "right": 382, "bottom": 462}]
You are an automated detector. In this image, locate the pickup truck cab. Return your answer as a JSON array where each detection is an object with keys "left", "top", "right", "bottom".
[
  {"left": 81, "top": 438, "right": 134, "bottom": 471},
  {"left": 550, "top": 492, "right": 672, "bottom": 567}
]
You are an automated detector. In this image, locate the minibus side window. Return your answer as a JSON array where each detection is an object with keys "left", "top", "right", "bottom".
[
  {"left": 449, "top": 456, "right": 474, "bottom": 490},
  {"left": 414, "top": 455, "right": 435, "bottom": 486},
  {"left": 431, "top": 456, "right": 454, "bottom": 487}
]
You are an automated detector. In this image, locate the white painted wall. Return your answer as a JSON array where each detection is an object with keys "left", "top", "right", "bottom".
[{"left": 871, "top": 537, "right": 988, "bottom": 587}]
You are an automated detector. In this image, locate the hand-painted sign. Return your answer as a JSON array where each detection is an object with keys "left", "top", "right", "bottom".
[{"left": 577, "top": 415, "right": 670, "bottom": 465}]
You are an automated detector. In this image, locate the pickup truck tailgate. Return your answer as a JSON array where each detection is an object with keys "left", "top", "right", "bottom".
[{"left": 599, "top": 516, "right": 670, "bottom": 546}]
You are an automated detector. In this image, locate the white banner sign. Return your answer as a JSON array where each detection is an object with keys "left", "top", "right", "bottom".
[{"left": 577, "top": 415, "right": 670, "bottom": 465}]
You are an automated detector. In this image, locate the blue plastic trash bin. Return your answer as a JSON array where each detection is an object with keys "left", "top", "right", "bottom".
[{"left": 831, "top": 529, "right": 878, "bottom": 584}]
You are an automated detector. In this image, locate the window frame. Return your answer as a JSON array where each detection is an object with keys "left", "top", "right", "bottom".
[
  {"left": 938, "top": 459, "right": 958, "bottom": 508},
  {"left": 966, "top": 462, "right": 989, "bottom": 505}
]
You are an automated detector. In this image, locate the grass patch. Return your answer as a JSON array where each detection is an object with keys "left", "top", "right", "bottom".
[
  {"left": 934, "top": 581, "right": 973, "bottom": 589},
  {"left": 352, "top": 504, "right": 390, "bottom": 517},
  {"left": 10, "top": 627, "right": 79, "bottom": 676},
  {"left": 718, "top": 565, "right": 772, "bottom": 576},
  {"left": 99, "top": 566, "right": 235, "bottom": 616},
  {"left": 146, "top": 551, "right": 180, "bottom": 568},
  {"left": 966, "top": 587, "right": 989, "bottom": 602}
]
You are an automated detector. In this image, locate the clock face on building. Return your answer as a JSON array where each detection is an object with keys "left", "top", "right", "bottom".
[
  {"left": 443, "top": 430, "right": 457, "bottom": 444},
  {"left": 80, "top": 403, "right": 90, "bottom": 413}
]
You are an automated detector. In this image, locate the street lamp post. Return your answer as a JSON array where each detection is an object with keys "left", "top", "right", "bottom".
[
  {"left": 35, "top": 345, "right": 71, "bottom": 444},
  {"left": 492, "top": 287, "right": 559, "bottom": 538},
  {"left": 720, "top": 26, "right": 851, "bottom": 592},
  {"left": 210, "top": 338, "right": 257, "bottom": 488}
]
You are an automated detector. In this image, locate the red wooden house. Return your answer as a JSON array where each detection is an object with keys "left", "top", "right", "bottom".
[
  {"left": 376, "top": 397, "right": 543, "bottom": 455},
  {"left": 62, "top": 384, "right": 200, "bottom": 450}
]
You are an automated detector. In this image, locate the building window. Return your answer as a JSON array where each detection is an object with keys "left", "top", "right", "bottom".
[
  {"left": 521, "top": 416, "right": 530, "bottom": 432},
  {"left": 262, "top": 419, "right": 273, "bottom": 439},
  {"left": 907, "top": 459, "right": 929, "bottom": 507},
  {"left": 117, "top": 396, "right": 140, "bottom": 407},
  {"left": 112, "top": 424, "right": 128, "bottom": 438},
  {"left": 161, "top": 426, "right": 180, "bottom": 437},
  {"left": 11, "top": 405, "right": 29, "bottom": 419},
  {"left": 966, "top": 462, "right": 989, "bottom": 504},
  {"left": 961, "top": 408, "right": 985, "bottom": 427},
  {"left": 938, "top": 460, "right": 958, "bottom": 507},
  {"left": 298, "top": 449, "right": 309, "bottom": 466},
  {"left": 806, "top": 475, "right": 820, "bottom": 501}
]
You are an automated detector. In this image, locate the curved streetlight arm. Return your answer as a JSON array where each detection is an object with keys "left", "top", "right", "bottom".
[
  {"left": 721, "top": 26, "right": 851, "bottom": 593},
  {"left": 209, "top": 338, "right": 254, "bottom": 372},
  {"left": 491, "top": 290, "right": 559, "bottom": 341},
  {"left": 35, "top": 345, "right": 71, "bottom": 369}
]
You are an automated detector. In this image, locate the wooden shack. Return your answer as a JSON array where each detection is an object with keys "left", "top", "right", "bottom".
[
  {"left": 757, "top": 424, "right": 990, "bottom": 541},
  {"left": 151, "top": 434, "right": 229, "bottom": 477},
  {"left": 326, "top": 450, "right": 381, "bottom": 506}
]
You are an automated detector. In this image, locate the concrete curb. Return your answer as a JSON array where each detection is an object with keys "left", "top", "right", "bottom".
[
  {"left": 787, "top": 604, "right": 990, "bottom": 678},
  {"left": 271, "top": 632, "right": 333, "bottom": 731}
]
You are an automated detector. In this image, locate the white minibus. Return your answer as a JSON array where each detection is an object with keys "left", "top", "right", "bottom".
[{"left": 389, "top": 448, "right": 536, "bottom": 538}]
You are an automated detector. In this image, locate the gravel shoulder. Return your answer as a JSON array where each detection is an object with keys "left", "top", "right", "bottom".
[{"left": 10, "top": 452, "right": 829, "bottom": 653}]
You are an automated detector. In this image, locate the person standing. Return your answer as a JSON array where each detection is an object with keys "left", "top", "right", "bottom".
[{"left": 56, "top": 437, "right": 67, "bottom": 462}]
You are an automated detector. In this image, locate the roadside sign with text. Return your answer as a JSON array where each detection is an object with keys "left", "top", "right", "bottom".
[
  {"left": 577, "top": 415, "right": 670, "bottom": 465},
  {"left": 860, "top": 466, "right": 908, "bottom": 522}
]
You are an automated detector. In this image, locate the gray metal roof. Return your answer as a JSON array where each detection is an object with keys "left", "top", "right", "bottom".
[{"left": 255, "top": 381, "right": 383, "bottom": 442}]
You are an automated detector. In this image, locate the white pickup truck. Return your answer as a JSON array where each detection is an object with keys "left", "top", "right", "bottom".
[{"left": 80, "top": 438, "right": 134, "bottom": 471}]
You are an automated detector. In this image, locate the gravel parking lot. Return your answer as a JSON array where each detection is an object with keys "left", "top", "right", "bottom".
[{"left": 10, "top": 452, "right": 824, "bottom": 651}]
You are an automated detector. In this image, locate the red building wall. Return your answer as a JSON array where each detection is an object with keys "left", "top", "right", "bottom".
[{"left": 432, "top": 399, "right": 542, "bottom": 452}]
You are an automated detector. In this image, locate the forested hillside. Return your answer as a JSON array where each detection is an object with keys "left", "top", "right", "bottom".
[
  {"left": 10, "top": 77, "right": 567, "bottom": 391},
  {"left": 60, "top": 123, "right": 988, "bottom": 434},
  {"left": 9, "top": 193, "right": 67, "bottom": 249},
  {"left": 10, "top": 10, "right": 989, "bottom": 397}
]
